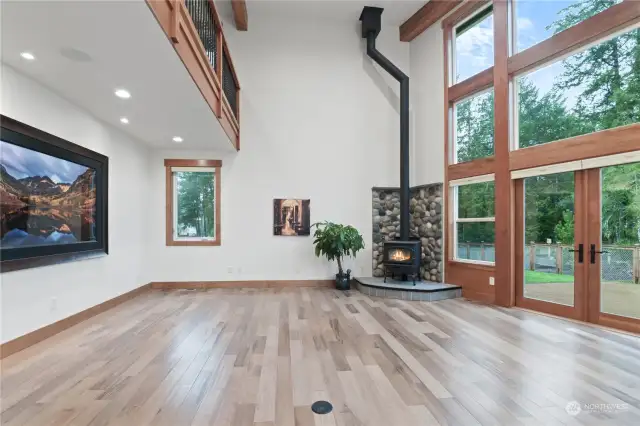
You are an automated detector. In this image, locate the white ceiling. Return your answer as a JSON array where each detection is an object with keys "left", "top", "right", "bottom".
[
  {"left": 216, "top": 0, "right": 424, "bottom": 27},
  {"left": 1, "top": 0, "right": 234, "bottom": 152}
]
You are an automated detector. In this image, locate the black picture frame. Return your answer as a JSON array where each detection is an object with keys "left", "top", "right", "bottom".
[{"left": 1, "top": 115, "right": 109, "bottom": 272}]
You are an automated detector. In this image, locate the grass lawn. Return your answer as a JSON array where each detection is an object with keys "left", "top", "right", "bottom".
[{"left": 525, "top": 270, "right": 575, "bottom": 284}]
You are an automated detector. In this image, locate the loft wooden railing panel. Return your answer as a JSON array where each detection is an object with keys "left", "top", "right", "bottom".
[
  {"left": 220, "top": 43, "right": 240, "bottom": 146},
  {"left": 146, "top": 0, "right": 240, "bottom": 150}
]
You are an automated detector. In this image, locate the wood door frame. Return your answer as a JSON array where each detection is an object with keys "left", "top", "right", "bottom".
[
  {"left": 586, "top": 168, "right": 640, "bottom": 334},
  {"left": 514, "top": 170, "right": 588, "bottom": 321}
]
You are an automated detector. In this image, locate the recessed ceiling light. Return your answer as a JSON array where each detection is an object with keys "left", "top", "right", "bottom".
[
  {"left": 172, "top": 136, "right": 183, "bottom": 143},
  {"left": 60, "top": 47, "right": 92, "bottom": 63},
  {"left": 20, "top": 52, "right": 35, "bottom": 61},
  {"left": 120, "top": 117, "right": 129, "bottom": 124},
  {"left": 114, "top": 89, "right": 131, "bottom": 99}
]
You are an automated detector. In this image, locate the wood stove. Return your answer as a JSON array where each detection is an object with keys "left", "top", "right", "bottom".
[{"left": 383, "top": 240, "right": 421, "bottom": 285}]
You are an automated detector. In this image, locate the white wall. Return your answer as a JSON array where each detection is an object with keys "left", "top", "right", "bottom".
[
  {"left": 0, "top": 64, "right": 151, "bottom": 343},
  {"left": 410, "top": 22, "right": 445, "bottom": 187},
  {"left": 146, "top": 18, "right": 410, "bottom": 282}
]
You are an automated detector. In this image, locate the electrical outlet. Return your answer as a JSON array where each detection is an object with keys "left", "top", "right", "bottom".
[
  {"left": 227, "top": 266, "right": 234, "bottom": 274},
  {"left": 50, "top": 297, "right": 58, "bottom": 312},
  {"left": 489, "top": 277, "right": 495, "bottom": 286}
]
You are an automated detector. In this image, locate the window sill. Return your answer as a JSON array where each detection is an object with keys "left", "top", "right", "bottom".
[
  {"left": 448, "top": 259, "right": 495, "bottom": 270},
  {"left": 166, "top": 239, "right": 221, "bottom": 247}
]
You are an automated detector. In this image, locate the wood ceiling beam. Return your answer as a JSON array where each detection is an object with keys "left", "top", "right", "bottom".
[
  {"left": 400, "top": 0, "right": 462, "bottom": 42},
  {"left": 231, "top": 0, "right": 248, "bottom": 31}
]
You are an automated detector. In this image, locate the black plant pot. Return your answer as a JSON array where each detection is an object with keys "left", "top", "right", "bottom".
[{"left": 335, "top": 269, "right": 351, "bottom": 290}]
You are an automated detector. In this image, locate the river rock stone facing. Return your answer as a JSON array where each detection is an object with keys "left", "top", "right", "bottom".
[{"left": 372, "top": 184, "right": 443, "bottom": 282}]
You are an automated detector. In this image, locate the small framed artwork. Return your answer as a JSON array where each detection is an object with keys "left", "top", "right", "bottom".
[{"left": 273, "top": 199, "right": 310, "bottom": 236}]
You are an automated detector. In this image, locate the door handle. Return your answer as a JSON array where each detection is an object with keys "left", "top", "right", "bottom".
[
  {"left": 590, "top": 244, "right": 609, "bottom": 264},
  {"left": 569, "top": 244, "right": 583, "bottom": 263}
]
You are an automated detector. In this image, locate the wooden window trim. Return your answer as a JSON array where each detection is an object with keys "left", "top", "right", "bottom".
[
  {"left": 443, "top": 0, "right": 640, "bottom": 307},
  {"left": 448, "top": 259, "right": 495, "bottom": 271},
  {"left": 445, "top": 3, "right": 496, "bottom": 94},
  {"left": 450, "top": 179, "right": 497, "bottom": 266},
  {"left": 509, "top": 124, "right": 640, "bottom": 172},
  {"left": 445, "top": 0, "right": 640, "bottom": 127},
  {"left": 444, "top": 3, "right": 497, "bottom": 170},
  {"left": 492, "top": 0, "right": 514, "bottom": 306},
  {"left": 400, "top": 0, "right": 464, "bottom": 42},
  {"left": 508, "top": 0, "right": 640, "bottom": 76},
  {"left": 165, "top": 159, "right": 222, "bottom": 247},
  {"left": 442, "top": 0, "right": 492, "bottom": 31},
  {"left": 448, "top": 67, "right": 494, "bottom": 102},
  {"left": 448, "top": 157, "right": 496, "bottom": 181}
]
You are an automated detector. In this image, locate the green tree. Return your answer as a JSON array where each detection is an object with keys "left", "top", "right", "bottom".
[
  {"left": 551, "top": 1, "right": 640, "bottom": 131},
  {"left": 454, "top": 0, "right": 640, "bottom": 246},
  {"left": 455, "top": 90, "right": 494, "bottom": 162},
  {"left": 602, "top": 163, "right": 640, "bottom": 244},
  {"left": 176, "top": 171, "right": 215, "bottom": 238},
  {"left": 517, "top": 78, "right": 587, "bottom": 147},
  {"left": 555, "top": 210, "right": 575, "bottom": 244}
]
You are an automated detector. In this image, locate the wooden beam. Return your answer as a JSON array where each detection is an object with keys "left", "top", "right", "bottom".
[
  {"left": 492, "top": 0, "right": 514, "bottom": 307},
  {"left": 443, "top": 12, "right": 453, "bottom": 264},
  {"left": 400, "top": 0, "right": 462, "bottom": 42},
  {"left": 231, "top": 0, "right": 248, "bottom": 31}
]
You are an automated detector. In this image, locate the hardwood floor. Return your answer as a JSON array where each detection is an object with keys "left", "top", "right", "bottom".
[{"left": 2, "top": 288, "right": 640, "bottom": 426}]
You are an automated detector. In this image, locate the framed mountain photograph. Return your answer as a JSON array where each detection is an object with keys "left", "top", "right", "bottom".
[
  {"left": 273, "top": 199, "right": 310, "bottom": 236},
  {"left": 1, "top": 115, "right": 108, "bottom": 271}
]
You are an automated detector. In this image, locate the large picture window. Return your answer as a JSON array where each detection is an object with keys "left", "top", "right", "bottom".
[
  {"left": 514, "top": 0, "right": 621, "bottom": 53},
  {"left": 453, "top": 5, "right": 494, "bottom": 83},
  {"left": 452, "top": 178, "right": 495, "bottom": 264},
  {"left": 454, "top": 88, "right": 495, "bottom": 163},
  {"left": 165, "top": 159, "right": 221, "bottom": 246},
  {"left": 442, "top": 0, "right": 640, "bottom": 331},
  {"left": 516, "top": 26, "right": 640, "bottom": 149}
]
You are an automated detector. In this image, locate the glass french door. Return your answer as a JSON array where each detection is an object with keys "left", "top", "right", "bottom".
[
  {"left": 586, "top": 164, "right": 640, "bottom": 333},
  {"left": 515, "top": 162, "right": 640, "bottom": 333},
  {"left": 515, "top": 171, "right": 587, "bottom": 320}
]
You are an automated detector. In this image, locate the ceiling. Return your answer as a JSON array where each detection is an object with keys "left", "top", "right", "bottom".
[
  {"left": 216, "top": 0, "right": 424, "bottom": 27},
  {"left": 1, "top": 0, "right": 234, "bottom": 152}
]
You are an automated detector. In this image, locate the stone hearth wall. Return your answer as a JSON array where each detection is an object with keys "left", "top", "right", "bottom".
[{"left": 372, "top": 184, "right": 443, "bottom": 282}]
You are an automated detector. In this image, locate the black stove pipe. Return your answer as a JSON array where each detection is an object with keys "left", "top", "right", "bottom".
[{"left": 361, "top": 7, "right": 410, "bottom": 241}]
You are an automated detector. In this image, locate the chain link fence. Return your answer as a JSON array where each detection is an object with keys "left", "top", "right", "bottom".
[{"left": 458, "top": 243, "right": 640, "bottom": 283}]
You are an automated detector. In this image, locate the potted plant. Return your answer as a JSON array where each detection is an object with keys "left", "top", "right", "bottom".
[{"left": 312, "top": 221, "right": 365, "bottom": 290}]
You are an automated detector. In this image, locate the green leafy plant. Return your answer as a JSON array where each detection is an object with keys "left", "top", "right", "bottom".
[{"left": 312, "top": 221, "right": 364, "bottom": 276}]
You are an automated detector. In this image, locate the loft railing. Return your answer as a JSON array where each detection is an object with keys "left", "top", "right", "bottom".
[
  {"left": 146, "top": 0, "right": 240, "bottom": 149},
  {"left": 184, "top": 0, "right": 218, "bottom": 70},
  {"left": 222, "top": 51, "right": 238, "bottom": 119}
]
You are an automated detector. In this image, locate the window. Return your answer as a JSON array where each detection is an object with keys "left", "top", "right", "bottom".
[
  {"left": 165, "top": 159, "right": 221, "bottom": 246},
  {"left": 454, "top": 88, "right": 495, "bottom": 163},
  {"left": 452, "top": 178, "right": 495, "bottom": 263},
  {"left": 516, "top": 26, "right": 640, "bottom": 149},
  {"left": 515, "top": 0, "right": 621, "bottom": 53},
  {"left": 453, "top": 5, "right": 494, "bottom": 83}
]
